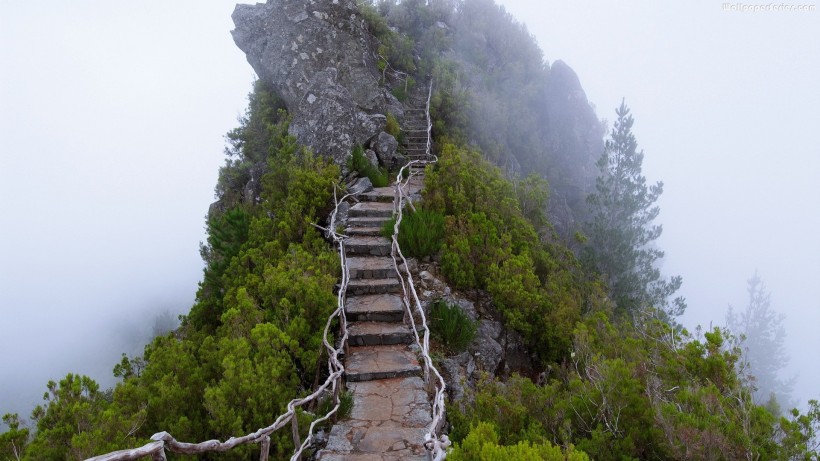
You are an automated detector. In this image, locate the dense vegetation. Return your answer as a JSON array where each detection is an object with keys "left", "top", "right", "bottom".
[
  {"left": 3, "top": 1, "right": 818, "bottom": 460},
  {"left": 1, "top": 81, "right": 343, "bottom": 460}
]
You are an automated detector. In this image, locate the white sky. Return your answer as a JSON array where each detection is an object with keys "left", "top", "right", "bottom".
[{"left": 1, "top": 0, "right": 818, "bottom": 419}]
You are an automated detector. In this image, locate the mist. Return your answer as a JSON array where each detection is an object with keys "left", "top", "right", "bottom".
[
  {"left": 494, "top": 0, "right": 819, "bottom": 408},
  {"left": 1, "top": 0, "right": 817, "bottom": 429},
  {"left": 0, "top": 1, "right": 253, "bottom": 420}
]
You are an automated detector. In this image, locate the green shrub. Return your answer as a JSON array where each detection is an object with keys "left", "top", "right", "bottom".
[
  {"left": 348, "top": 145, "right": 388, "bottom": 187},
  {"left": 448, "top": 422, "right": 590, "bottom": 461},
  {"left": 385, "top": 113, "right": 401, "bottom": 138},
  {"left": 381, "top": 208, "right": 445, "bottom": 258},
  {"left": 429, "top": 300, "right": 476, "bottom": 352}
]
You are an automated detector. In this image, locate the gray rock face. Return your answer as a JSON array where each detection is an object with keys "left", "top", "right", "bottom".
[
  {"left": 289, "top": 68, "right": 356, "bottom": 164},
  {"left": 469, "top": 320, "right": 503, "bottom": 374},
  {"left": 440, "top": 352, "right": 475, "bottom": 406},
  {"left": 231, "top": 0, "right": 403, "bottom": 165}
]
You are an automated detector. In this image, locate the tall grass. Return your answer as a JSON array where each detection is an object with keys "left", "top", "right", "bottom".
[
  {"left": 429, "top": 300, "right": 476, "bottom": 352},
  {"left": 381, "top": 208, "right": 444, "bottom": 258}
]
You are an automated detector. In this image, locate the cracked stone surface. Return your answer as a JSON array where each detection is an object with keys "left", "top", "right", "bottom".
[
  {"left": 345, "top": 345, "right": 421, "bottom": 382},
  {"left": 321, "top": 378, "right": 431, "bottom": 459}
]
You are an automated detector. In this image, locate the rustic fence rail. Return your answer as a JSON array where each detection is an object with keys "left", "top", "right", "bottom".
[{"left": 87, "top": 189, "right": 356, "bottom": 461}]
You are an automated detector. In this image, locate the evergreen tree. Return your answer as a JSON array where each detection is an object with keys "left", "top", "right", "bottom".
[
  {"left": 0, "top": 413, "right": 29, "bottom": 461},
  {"left": 585, "top": 100, "right": 684, "bottom": 316},
  {"left": 727, "top": 272, "right": 795, "bottom": 409}
]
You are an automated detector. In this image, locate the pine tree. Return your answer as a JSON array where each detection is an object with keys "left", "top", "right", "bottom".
[
  {"left": 585, "top": 100, "right": 684, "bottom": 316},
  {"left": 727, "top": 272, "right": 794, "bottom": 409}
]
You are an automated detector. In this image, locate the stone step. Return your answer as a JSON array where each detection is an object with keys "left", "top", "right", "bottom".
[
  {"left": 346, "top": 226, "right": 383, "bottom": 236},
  {"left": 345, "top": 345, "right": 421, "bottom": 382},
  {"left": 345, "top": 293, "right": 405, "bottom": 322},
  {"left": 345, "top": 235, "right": 391, "bottom": 256},
  {"left": 359, "top": 188, "right": 395, "bottom": 203},
  {"left": 349, "top": 322, "right": 414, "bottom": 346},
  {"left": 347, "top": 278, "right": 401, "bottom": 295},
  {"left": 348, "top": 216, "right": 391, "bottom": 228},
  {"left": 349, "top": 202, "right": 394, "bottom": 218},
  {"left": 348, "top": 257, "right": 397, "bottom": 280},
  {"left": 318, "top": 376, "right": 431, "bottom": 460}
]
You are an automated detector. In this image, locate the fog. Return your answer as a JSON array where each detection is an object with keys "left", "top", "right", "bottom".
[
  {"left": 0, "top": 1, "right": 253, "bottom": 419},
  {"left": 494, "top": 0, "right": 819, "bottom": 408},
  {"left": 1, "top": 0, "right": 817, "bottom": 425}
]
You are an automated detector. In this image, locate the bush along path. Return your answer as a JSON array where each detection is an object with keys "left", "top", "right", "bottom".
[{"left": 319, "top": 165, "right": 447, "bottom": 461}]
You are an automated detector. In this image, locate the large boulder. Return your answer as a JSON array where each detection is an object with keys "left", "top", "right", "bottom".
[
  {"left": 371, "top": 132, "right": 405, "bottom": 170},
  {"left": 231, "top": 0, "right": 404, "bottom": 165}
]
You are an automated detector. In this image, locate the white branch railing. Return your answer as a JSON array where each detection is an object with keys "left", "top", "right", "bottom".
[
  {"left": 390, "top": 161, "right": 449, "bottom": 460},
  {"left": 86, "top": 188, "right": 356, "bottom": 461},
  {"left": 388, "top": 79, "right": 449, "bottom": 460}
]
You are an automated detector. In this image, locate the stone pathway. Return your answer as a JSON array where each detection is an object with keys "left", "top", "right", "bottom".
[{"left": 319, "top": 177, "right": 432, "bottom": 460}]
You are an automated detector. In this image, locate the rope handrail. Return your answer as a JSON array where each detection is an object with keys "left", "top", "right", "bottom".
[
  {"left": 390, "top": 161, "right": 449, "bottom": 460},
  {"left": 389, "top": 79, "right": 449, "bottom": 460},
  {"left": 86, "top": 187, "right": 357, "bottom": 461},
  {"left": 425, "top": 79, "right": 433, "bottom": 160}
]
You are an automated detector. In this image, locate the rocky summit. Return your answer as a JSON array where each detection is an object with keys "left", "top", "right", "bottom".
[{"left": 231, "top": 0, "right": 403, "bottom": 165}]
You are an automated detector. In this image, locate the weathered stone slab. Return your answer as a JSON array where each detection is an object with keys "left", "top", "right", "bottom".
[
  {"left": 345, "top": 294, "right": 405, "bottom": 322},
  {"left": 348, "top": 377, "right": 432, "bottom": 427},
  {"left": 349, "top": 202, "right": 395, "bottom": 218},
  {"left": 349, "top": 322, "right": 414, "bottom": 346},
  {"left": 359, "top": 187, "right": 396, "bottom": 203},
  {"left": 347, "top": 279, "right": 401, "bottom": 295},
  {"left": 346, "top": 345, "right": 421, "bottom": 382},
  {"left": 345, "top": 235, "right": 391, "bottom": 256},
  {"left": 345, "top": 226, "right": 383, "bottom": 236},
  {"left": 322, "top": 424, "right": 429, "bottom": 459},
  {"left": 348, "top": 216, "right": 391, "bottom": 228},
  {"left": 348, "top": 257, "right": 397, "bottom": 280}
]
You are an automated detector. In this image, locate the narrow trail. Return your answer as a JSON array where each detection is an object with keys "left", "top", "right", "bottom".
[
  {"left": 318, "top": 89, "right": 442, "bottom": 460},
  {"left": 84, "top": 87, "right": 442, "bottom": 461},
  {"left": 318, "top": 176, "right": 431, "bottom": 461}
]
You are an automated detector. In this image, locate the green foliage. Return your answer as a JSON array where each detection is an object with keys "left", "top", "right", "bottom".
[
  {"left": 424, "top": 142, "right": 595, "bottom": 363},
  {"left": 428, "top": 300, "right": 476, "bottom": 352},
  {"left": 448, "top": 422, "right": 589, "bottom": 461},
  {"left": 1, "top": 413, "right": 29, "bottom": 461},
  {"left": 385, "top": 112, "right": 401, "bottom": 138},
  {"left": 15, "top": 82, "right": 345, "bottom": 459},
  {"left": 218, "top": 79, "right": 286, "bottom": 205},
  {"left": 348, "top": 144, "right": 388, "bottom": 187},
  {"left": 24, "top": 374, "right": 145, "bottom": 460},
  {"left": 585, "top": 100, "right": 684, "bottom": 317},
  {"left": 449, "top": 313, "right": 820, "bottom": 461},
  {"left": 381, "top": 208, "right": 445, "bottom": 258}
]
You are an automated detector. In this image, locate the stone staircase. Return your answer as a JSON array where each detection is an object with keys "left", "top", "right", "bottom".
[
  {"left": 319, "top": 177, "right": 433, "bottom": 461},
  {"left": 402, "top": 86, "right": 432, "bottom": 163}
]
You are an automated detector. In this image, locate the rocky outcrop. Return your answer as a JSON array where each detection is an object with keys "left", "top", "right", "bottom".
[
  {"left": 543, "top": 60, "right": 605, "bottom": 234},
  {"left": 288, "top": 68, "right": 356, "bottom": 165},
  {"left": 231, "top": 0, "right": 403, "bottom": 166}
]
